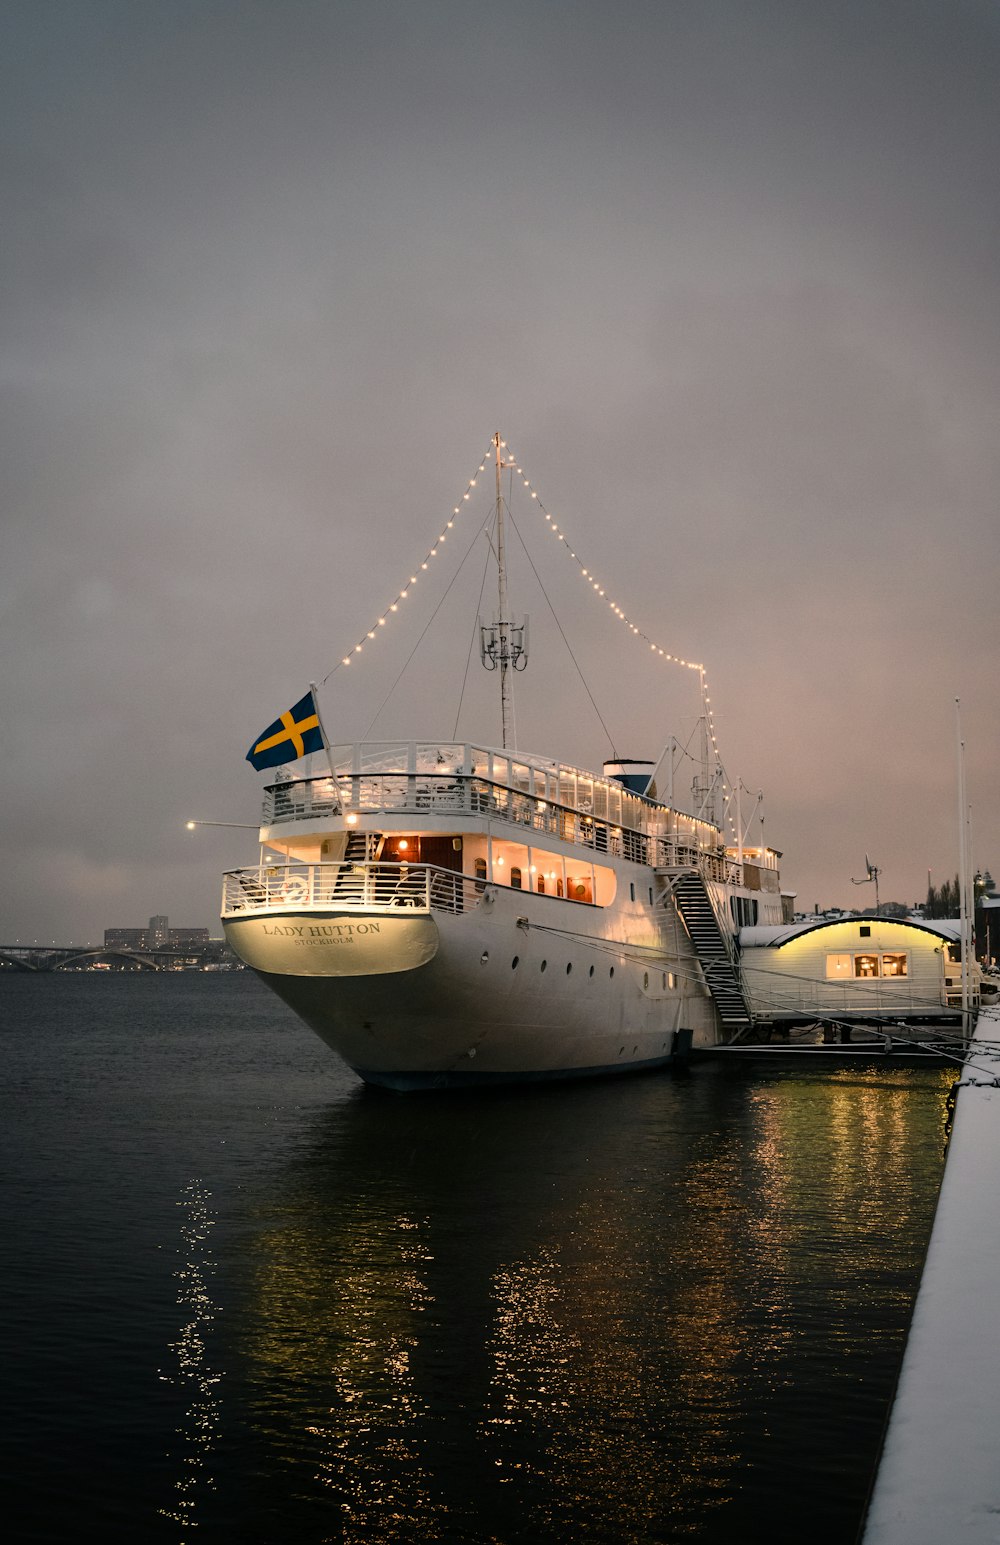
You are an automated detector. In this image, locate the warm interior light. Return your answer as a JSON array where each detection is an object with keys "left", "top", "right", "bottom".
[
  {"left": 186, "top": 821, "right": 196, "bottom": 830},
  {"left": 345, "top": 813, "right": 358, "bottom": 827},
  {"left": 398, "top": 840, "right": 409, "bottom": 851}
]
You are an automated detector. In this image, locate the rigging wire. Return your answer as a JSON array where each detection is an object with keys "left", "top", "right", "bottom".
[
  {"left": 504, "top": 502, "right": 620, "bottom": 762},
  {"left": 451, "top": 525, "right": 495, "bottom": 741},
  {"left": 361, "top": 513, "right": 491, "bottom": 739}
]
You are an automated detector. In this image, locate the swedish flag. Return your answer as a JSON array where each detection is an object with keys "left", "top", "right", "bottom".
[{"left": 246, "top": 690, "right": 324, "bottom": 770}]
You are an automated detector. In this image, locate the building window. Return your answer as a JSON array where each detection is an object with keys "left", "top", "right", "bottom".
[
  {"left": 860, "top": 925, "right": 871, "bottom": 938},
  {"left": 882, "top": 953, "right": 908, "bottom": 977},
  {"left": 855, "top": 954, "right": 880, "bottom": 978},
  {"left": 825, "top": 954, "right": 853, "bottom": 979}
]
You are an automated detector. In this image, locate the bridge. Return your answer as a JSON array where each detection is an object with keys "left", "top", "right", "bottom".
[{"left": 0, "top": 943, "right": 235, "bottom": 972}]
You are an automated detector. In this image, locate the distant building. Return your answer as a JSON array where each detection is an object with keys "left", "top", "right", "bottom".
[
  {"left": 148, "top": 915, "right": 170, "bottom": 947},
  {"left": 103, "top": 916, "right": 209, "bottom": 951},
  {"left": 103, "top": 927, "right": 147, "bottom": 950},
  {"left": 167, "top": 927, "right": 210, "bottom": 948}
]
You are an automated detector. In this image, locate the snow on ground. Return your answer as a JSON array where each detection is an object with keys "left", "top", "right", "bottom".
[{"left": 862, "top": 1006, "right": 1000, "bottom": 1544}]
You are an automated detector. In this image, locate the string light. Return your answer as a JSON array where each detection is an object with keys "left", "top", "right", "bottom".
[
  {"left": 500, "top": 438, "right": 737, "bottom": 834},
  {"left": 324, "top": 445, "right": 493, "bottom": 680}
]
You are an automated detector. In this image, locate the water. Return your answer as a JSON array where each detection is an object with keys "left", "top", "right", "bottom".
[{"left": 1, "top": 973, "right": 950, "bottom": 1544}]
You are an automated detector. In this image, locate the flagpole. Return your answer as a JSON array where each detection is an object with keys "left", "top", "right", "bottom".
[{"left": 310, "top": 682, "right": 336, "bottom": 779}]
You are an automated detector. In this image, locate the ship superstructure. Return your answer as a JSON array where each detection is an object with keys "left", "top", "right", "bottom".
[{"left": 221, "top": 434, "right": 786, "bottom": 1088}]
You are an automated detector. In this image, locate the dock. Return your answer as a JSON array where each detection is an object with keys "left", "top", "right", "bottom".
[{"left": 861, "top": 1005, "right": 1000, "bottom": 1543}]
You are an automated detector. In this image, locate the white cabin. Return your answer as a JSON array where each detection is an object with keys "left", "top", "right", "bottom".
[{"left": 738, "top": 916, "right": 977, "bottom": 1027}]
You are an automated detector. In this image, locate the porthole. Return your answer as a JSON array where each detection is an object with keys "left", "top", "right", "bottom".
[
  {"left": 630, "top": 883, "right": 635, "bottom": 902},
  {"left": 480, "top": 951, "right": 489, "bottom": 965},
  {"left": 540, "top": 960, "right": 547, "bottom": 972},
  {"left": 588, "top": 965, "right": 595, "bottom": 978},
  {"left": 643, "top": 972, "right": 649, "bottom": 989},
  {"left": 609, "top": 966, "right": 615, "bottom": 979},
  {"left": 566, "top": 962, "right": 573, "bottom": 975},
  {"left": 511, "top": 955, "right": 520, "bottom": 970},
  {"left": 662, "top": 973, "right": 666, "bottom": 989}
]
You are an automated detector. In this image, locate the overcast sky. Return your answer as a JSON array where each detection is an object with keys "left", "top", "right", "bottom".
[{"left": 2, "top": 0, "right": 998, "bottom": 942}]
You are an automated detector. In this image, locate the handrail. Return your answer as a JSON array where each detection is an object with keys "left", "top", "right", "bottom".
[
  {"left": 222, "top": 862, "right": 485, "bottom": 919},
  {"left": 260, "top": 773, "right": 737, "bottom": 885}
]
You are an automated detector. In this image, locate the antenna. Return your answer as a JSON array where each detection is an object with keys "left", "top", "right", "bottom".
[{"left": 851, "top": 857, "right": 881, "bottom": 916}]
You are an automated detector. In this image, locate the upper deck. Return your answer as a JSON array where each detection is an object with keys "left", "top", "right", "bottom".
[{"left": 256, "top": 740, "right": 781, "bottom": 887}]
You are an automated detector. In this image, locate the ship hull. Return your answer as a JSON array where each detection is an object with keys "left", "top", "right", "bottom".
[{"left": 224, "top": 885, "right": 719, "bottom": 1090}]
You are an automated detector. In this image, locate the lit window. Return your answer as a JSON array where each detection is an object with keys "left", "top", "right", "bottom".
[
  {"left": 854, "top": 954, "right": 880, "bottom": 978},
  {"left": 511, "top": 867, "right": 522, "bottom": 890},
  {"left": 825, "top": 954, "right": 852, "bottom": 979},
  {"left": 882, "top": 953, "right": 908, "bottom": 977}
]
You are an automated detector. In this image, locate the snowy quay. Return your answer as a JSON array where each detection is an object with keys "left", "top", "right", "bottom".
[{"left": 861, "top": 1005, "right": 1000, "bottom": 1544}]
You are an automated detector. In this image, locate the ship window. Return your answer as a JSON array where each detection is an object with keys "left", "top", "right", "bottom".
[
  {"left": 566, "top": 962, "right": 572, "bottom": 974},
  {"left": 480, "top": 951, "right": 489, "bottom": 965},
  {"left": 512, "top": 956, "right": 520, "bottom": 969},
  {"left": 643, "top": 972, "right": 649, "bottom": 990},
  {"left": 947, "top": 942, "right": 962, "bottom": 963},
  {"left": 825, "top": 954, "right": 852, "bottom": 979},
  {"left": 630, "top": 883, "right": 635, "bottom": 902},
  {"left": 882, "top": 953, "right": 908, "bottom": 977},
  {"left": 589, "top": 965, "right": 595, "bottom": 977},
  {"left": 537, "top": 876, "right": 545, "bottom": 894},
  {"left": 540, "top": 959, "right": 547, "bottom": 972},
  {"left": 609, "top": 966, "right": 615, "bottom": 978},
  {"left": 667, "top": 971, "right": 675, "bottom": 989},
  {"left": 855, "top": 953, "right": 880, "bottom": 978},
  {"left": 511, "top": 867, "right": 522, "bottom": 889},
  {"left": 474, "top": 858, "right": 487, "bottom": 880},
  {"left": 860, "top": 925, "right": 871, "bottom": 938},
  {"left": 649, "top": 887, "right": 654, "bottom": 904}
]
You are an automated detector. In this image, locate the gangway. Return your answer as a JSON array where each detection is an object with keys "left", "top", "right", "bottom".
[{"left": 657, "top": 867, "right": 752, "bottom": 1031}]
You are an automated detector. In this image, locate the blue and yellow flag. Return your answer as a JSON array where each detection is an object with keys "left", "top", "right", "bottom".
[{"left": 246, "top": 691, "right": 324, "bottom": 770}]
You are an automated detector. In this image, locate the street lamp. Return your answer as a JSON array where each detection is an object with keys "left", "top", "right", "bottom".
[{"left": 185, "top": 820, "right": 259, "bottom": 830}]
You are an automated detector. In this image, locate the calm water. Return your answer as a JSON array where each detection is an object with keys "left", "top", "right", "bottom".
[{"left": 1, "top": 973, "right": 950, "bottom": 1544}]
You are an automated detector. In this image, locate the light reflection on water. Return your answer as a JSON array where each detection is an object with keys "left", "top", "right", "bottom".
[
  {"left": 0, "top": 976, "right": 950, "bottom": 1544},
  {"left": 228, "top": 1064, "right": 949, "bottom": 1544},
  {"left": 158, "top": 1180, "right": 223, "bottom": 1536}
]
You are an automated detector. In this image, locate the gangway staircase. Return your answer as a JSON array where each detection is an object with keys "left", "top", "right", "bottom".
[{"left": 657, "top": 868, "right": 753, "bottom": 1035}]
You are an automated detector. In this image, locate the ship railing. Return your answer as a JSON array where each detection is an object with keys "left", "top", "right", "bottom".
[
  {"left": 222, "top": 862, "right": 483, "bottom": 918},
  {"left": 261, "top": 773, "right": 733, "bottom": 882}
]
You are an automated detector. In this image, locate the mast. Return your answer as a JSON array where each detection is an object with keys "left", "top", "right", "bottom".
[
  {"left": 956, "top": 698, "right": 972, "bottom": 1027},
  {"left": 479, "top": 431, "right": 528, "bottom": 750},
  {"left": 495, "top": 432, "right": 514, "bottom": 750}
]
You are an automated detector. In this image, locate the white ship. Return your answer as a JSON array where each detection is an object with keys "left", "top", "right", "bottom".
[{"left": 221, "top": 436, "right": 787, "bottom": 1089}]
